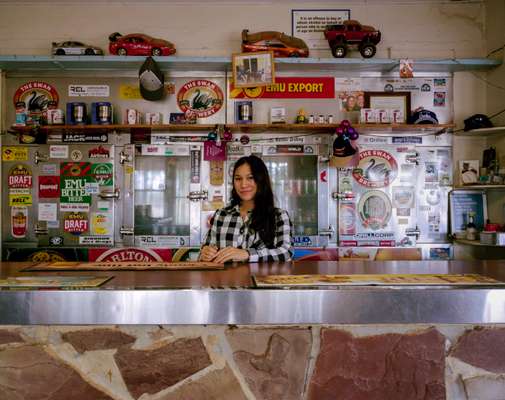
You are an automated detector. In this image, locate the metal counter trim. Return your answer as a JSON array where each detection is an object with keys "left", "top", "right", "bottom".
[{"left": 1, "top": 288, "right": 505, "bottom": 324}]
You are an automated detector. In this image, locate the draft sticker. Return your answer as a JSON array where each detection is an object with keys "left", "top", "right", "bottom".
[
  {"left": 63, "top": 212, "right": 88, "bottom": 235},
  {"left": 8, "top": 164, "right": 32, "bottom": 189},
  {"left": 358, "top": 190, "right": 392, "bottom": 230},
  {"left": 353, "top": 150, "right": 398, "bottom": 188}
]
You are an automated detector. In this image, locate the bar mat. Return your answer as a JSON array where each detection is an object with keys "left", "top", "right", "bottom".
[
  {"left": 24, "top": 261, "right": 224, "bottom": 271},
  {"left": 253, "top": 273, "right": 505, "bottom": 287},
  {"left": 0, "top": 276, "right": 112, "bottom": 288}
]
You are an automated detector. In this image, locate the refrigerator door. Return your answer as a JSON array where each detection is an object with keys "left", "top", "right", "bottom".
[
  {"left": 132, "top": 144, "right": 198, "bottom": 248},
  {"left": 416, "top": 146, "right": 452, "bottom": 243},
  {"left": 338, "top": 143, "right": 419, "bottom": 247}
]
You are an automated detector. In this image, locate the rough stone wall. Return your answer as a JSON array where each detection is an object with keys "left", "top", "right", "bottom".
[{"left": 1, "top": 324, "right": 505, "bottom": 399}]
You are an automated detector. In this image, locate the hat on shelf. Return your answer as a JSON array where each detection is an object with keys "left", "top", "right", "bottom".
[
  {"left": 464, "top": 114, "right": 493, "bottom": 131},
  {"left": 139, "top": 56, "right": 165, "bottom": 101},
  {"left": 410, "top": 108, "right": 438, "bottom": 124}
]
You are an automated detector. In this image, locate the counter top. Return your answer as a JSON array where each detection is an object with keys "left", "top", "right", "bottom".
[{"left": 1, "top": 260, "right": 505, "bottom": 324}]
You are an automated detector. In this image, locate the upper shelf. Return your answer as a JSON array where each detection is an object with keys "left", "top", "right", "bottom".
[
  {"left": 8, "top": 123, "right": 454, "bottom": 135},
  {"left": 0, "top": 55, "right": 501, "bottom": 73},
  {"left": 454, "top": 126, "right": 505, "bottom": 137}
]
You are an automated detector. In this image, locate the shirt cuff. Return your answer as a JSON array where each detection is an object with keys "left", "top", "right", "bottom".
[{"left": 247, "top": 248, "right": 259, "bottom": 262}]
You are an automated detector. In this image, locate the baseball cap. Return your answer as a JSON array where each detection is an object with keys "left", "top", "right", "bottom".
[
  {"left": 410, "top": 108, "right": 438, "bottom": 124},
  {"left": 139, "top": 57, "right": 164, "bottom": 101},
  {"left": 464, "top": 114, "right": 493, "bottom": 131}
]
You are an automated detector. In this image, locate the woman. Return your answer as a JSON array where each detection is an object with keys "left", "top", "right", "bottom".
[{"left": 200, "top": 155, "right": 293, "bottom": 263}]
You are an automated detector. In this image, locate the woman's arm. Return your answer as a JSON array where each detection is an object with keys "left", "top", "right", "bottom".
[
  {"left": 200, "top": 211, "right": 219, "bottom": 261},
  {"left": 248, "top": 209, "right": 294, "bottom": 262}
]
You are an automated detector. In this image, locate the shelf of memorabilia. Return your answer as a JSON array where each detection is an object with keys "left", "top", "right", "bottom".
[
  {"left": 454, "top": 239, "right": 505, "bottom": 247},
  {"left": 0, "top": 55, "right": 501, "bottom": 74},
  {"left": 453, "top": 127, "right": 505, "bottom": 137},
  {"left": 8, "top": 123, "right": 455, "bottom": 136},
  {"left": 453, "top": 185, "right": 505, "bottom": 190}
]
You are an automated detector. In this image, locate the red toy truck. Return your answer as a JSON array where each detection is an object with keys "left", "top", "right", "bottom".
[{"left": 324, "top": 20, "right": 381, "bottom": 58}]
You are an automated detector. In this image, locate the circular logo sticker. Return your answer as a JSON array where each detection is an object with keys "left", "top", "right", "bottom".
[
  {"left": 13, "top": 81, "right": 59, "bottom": 113},
  {"left": 71, "top": 150, "right": 83, "bottom": 161},
  {"left": 358, "top": 190, "right": 392, "bottom": 230},
  {"left": 352, "top": 150, "right": 398, "bottom": 188},
  {"left": 177, "top": 80, "right": 223, "bottom": 118}
]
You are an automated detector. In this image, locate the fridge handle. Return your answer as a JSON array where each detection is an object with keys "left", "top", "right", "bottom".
[
  {"left": 319, "top": 226, "right": 335, "bottom": 237},
  {"left": 119, "top": 151, "right": 132, "bottom": 164},
  {"left": 34, "top": 151, "right": 49, "bottom": 164},
  {"left": 98, "top": 189, "right": 120, "bottom": 199}
]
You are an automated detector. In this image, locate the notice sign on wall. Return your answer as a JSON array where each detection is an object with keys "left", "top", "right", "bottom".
[{"left": 292, "top": 9, "right": 350, "bottom": 50}]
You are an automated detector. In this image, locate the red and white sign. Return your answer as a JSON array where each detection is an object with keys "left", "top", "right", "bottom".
[
  {"left": 13, "top": 81, "right": 59, "bottom": 109},
  {"left": 39, "top": 176, "right": 60, "bottom": 198},
  {"left": 230, "top": 77, "right": 335, "bottom": 99},
  {"left": 177, "top": 80, "right": 224, "bottom": 118},
  {"left": 89, "top": 248, "right": 172, "bottom": 262},
  {"left": 352, "top": 150, "right": 398, "bottom": 188},
  {"left": 64, "top": 212, "right": 88, "bottom": 235},
  {"left": 8, "top": 165, "right": 32, "bottom": 189}
]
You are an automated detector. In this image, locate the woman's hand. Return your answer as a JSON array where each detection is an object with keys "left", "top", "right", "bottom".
[
  {"left": 200, "top": 245, "right": 218, "bottom": 262},
  {"left": 213, "top": 247, "right": 249, "bottom": 264}
]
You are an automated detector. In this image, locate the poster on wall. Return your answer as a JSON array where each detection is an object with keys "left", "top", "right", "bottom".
[{"left": 291, "top": 9, "right": 350, "bottom": 50}]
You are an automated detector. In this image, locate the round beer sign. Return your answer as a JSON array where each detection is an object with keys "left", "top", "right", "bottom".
[
  {"left": 352, "top": 150, "right": 398, "bottom": 188},
  {"left": 177, "top": 79, "right": 224, "bottom": 118}
]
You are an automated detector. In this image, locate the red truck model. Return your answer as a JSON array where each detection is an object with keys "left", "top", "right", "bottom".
[{"left": 324, "top": 20, "right": 381, "bottom": 58}]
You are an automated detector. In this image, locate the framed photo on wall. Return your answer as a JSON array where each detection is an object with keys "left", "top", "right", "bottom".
[
  {"left": 232, "top": 51, "right": 275, "bottom": 88},
  {"left": 364, "top": 91, "right": 411, "bottom": 123}
]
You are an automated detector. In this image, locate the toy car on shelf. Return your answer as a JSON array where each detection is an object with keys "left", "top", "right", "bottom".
[
  {"left": 241, "top": 29, "right": 309, "bottom": 57},
  {"left": 52, "top": 41, "right": 103, "bottom": 56},
  {"left": 108, "top": 32, "right": 176, "bottom": 56},
  {"left": 324, "top": 20, "right": 381, "bottom": 58}
]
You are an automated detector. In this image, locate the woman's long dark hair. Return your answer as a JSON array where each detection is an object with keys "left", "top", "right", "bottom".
[{"left": 231, "top": 155, "right": 276, "bottom": 247}]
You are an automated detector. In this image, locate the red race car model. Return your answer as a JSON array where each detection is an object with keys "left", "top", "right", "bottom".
[
  {"left": 241, "top": 29, "right": 309, "bottom": 58},
  {"left": 109, "top": 32, "right": 176, "bottom": 56}
]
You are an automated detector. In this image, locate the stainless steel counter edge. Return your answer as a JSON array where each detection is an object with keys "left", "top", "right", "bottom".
[{"left": 1, "top": 288, "right": 505, "bottom": 324}]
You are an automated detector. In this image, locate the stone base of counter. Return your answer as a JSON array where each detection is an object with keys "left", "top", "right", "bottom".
[{"left": 0, "top": 325, "right": 504, "bottom": 399}]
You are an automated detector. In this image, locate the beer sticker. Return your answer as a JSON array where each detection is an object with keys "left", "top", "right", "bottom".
[
  {"left": 353, "top": 150, "right": 398, "bottom": 188},
  {"left": 50, "top": 145, "right": 69, "bottom": 159},
  {"left": 11, "top": 206, "right": 28, "bottom": 238},
  {"left": 8, "top": 164, "right": 32, "bottom": 189},
  {"left": 41, "top": 163, "right": 58, "bottom": 176},
  {"left": 60, "top": 177, "right": 92, "bottom": 204},
  {"left": 71, "top": 149, "right": 83, "bottom": 161},
  {"left": 91, "top": 163, "right": 113, "bottom": 186},
  {"left": 63, "top": 212, "right": 88, "bottom": 235},
  {"left": 9, "top": 194, "right": 32, "bottom": 206},
  {"left": 88, "top": 145, "right": 110, "bottom": 159},
  {"left": 39, "top": 176, "right": 60, "bottom": 198},
  {"left": 3, "top": 147, "right": 28, "bottom": 161},
  {"left": 61, "top": 162, "right": 92, "bottom": 177},
  {"left": 91, "top": 212, "right": 112, "bottom": 235},
  {"left": 358, "top": 190, "right": 392, "bottom": 230},
  {"left": 177, "top": 79, "right": 224, "bottom": 118}
]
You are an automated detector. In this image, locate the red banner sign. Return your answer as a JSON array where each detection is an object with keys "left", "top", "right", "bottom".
[{"left": 230, "top": 77, "right": 335, "bottom": 99}]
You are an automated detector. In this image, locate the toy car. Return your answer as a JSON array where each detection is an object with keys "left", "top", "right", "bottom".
[
  {"left": 242, "top": 29, "right": 309, "bottom": 57},
  {"left": 52, "top": 41, "right": 103, "bottom": 56},
  {"left": 108, "top": 32, "right": 176, "bottom": 56},
  {"left": 324, "top": 20, "right": 381, "bottom": 58}
]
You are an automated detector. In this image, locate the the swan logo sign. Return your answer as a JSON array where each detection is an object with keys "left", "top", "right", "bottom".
[
  {"left": 13, "top": 81, "right": 59, "bottom": 113},
  {"left": 352, "top": 150, "right": 398, "bottom": 188},
  {"left": 177, "top": 80, "right": 224, "bottom": 118}
]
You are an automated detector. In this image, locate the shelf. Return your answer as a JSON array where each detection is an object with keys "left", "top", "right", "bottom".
[
  {"left": 0, "top": 55, "right": 501, "bottom": 73},
  {"left": 8, "top": 123, "right": 455, "bottom": 135},
  {"left": 454, "top": 127, "right": 505, "bottom": 137},
  {"left": 453, "top": 185, "right": 505, "bottom": 190},
  {"left": 454, "top": 239, "right": 505, "bottom": 247}
]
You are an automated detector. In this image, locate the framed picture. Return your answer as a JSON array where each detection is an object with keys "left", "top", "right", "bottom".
[
  {"left": 364, "top": 91, "right": 411, "bottom": 123},
  {"left": 232, "top": 51, "right": 275, "bottom": 88}
]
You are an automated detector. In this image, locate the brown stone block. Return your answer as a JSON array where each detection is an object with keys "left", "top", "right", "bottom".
[
  {"left": 308, "top": 328, "right": 445, "bottom": 400},
  {"left": 0, "top": 329, "right": 23, "bottom": 345},
  {"left": 114, "top": 337, "right": 212, "bottom": 399},
  {"left": 62, "top": 328, "right": 136, "bottom": 353},
  {"left": 159, "top": 365, "right": 248, "bottom": 400},
  {"left": 0, "top": 345, "right": 112, "bottom": 399},
  {"left": 450, "top": 326, "right": 505, "bottom": 373},
  {"left": 226, "top": 327, "right": 311, "bottom": 400}
]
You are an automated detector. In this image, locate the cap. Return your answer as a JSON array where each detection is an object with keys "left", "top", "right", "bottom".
[
  {"left": 139, "top": 56, "right": 164, "bottom": 101},
  {"left": 410, "top": 108, "right": 438, "bottom": 124},
  {"left": 464, "top": 114, "right": 493, "bottom": 131}
]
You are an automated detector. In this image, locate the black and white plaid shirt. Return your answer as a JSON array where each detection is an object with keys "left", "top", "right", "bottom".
[{"left": 203, "top": 204, "right": 293, "bottom": 262}]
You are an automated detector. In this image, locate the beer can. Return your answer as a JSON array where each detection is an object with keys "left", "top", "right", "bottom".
[{"left": 11, "top": 206, "right": 28, "bottom": 238}]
